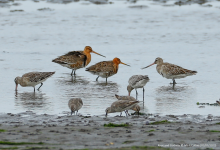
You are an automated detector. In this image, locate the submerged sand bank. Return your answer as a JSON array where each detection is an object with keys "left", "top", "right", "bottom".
[{"left": 0, "top": 111, "right": 219, "bottom": 150}]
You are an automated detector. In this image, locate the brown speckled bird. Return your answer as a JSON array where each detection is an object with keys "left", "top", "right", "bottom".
[
  {"left": 14, "top": 72, "right": 55, "bottom": 92},
  {"left": 105, "top": 100, "right": 139, "bottom": 117},
  {"left": 68, "top": 98, "right": 83, "bottom": 115},
  {"left": 142, "top": 57, "right": 197, "bottom": 88},
  {"left": 86, "top": 57, "right": 130, "bottom": 85},
  {"left": 52, "top": 46, "right": 105, "bottom": 76},
  {"left": 115, "top": 94, "right": 140, "bottom": 116}
]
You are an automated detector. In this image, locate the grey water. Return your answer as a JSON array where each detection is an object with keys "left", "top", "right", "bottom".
[{"left": 0, "top": 0, "right": 220, "bottom": 116}]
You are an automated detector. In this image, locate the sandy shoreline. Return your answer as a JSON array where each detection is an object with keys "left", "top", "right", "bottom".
[{"left": 0, "top": 111, "right": 219, "bottom": 150}]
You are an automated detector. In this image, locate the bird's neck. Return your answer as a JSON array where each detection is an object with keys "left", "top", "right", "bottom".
[
  {"left": 113, "top": 63, "right": 119, "bottom": 73},
  {"left": 84, "top": 52, "right": 91, "bottom": 66}
]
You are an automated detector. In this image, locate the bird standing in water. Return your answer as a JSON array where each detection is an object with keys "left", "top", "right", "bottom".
[
  {"left": 14, "top": 72, "right": 55, "bottom": 92},
  {"left": 142, "top": 57, "right": 197, "bottom": 89},
  {"left": 52, "top": 46, "right": 105, "bottom": 76},
  {"left": 68, "top": 98, "right": 83, "bottom": 115},
  {"left": 105, "top": 100, "right": 139, "bottom": 117},
  {"left": 127, "top": 75, "right": 149, "bottom": 101},
  {"left": 86, "top": 57, "right": 130, "bottom": 85}
]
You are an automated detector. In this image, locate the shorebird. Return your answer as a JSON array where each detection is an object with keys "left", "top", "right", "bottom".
[
  {"left": 86, "top": 57, "right": 130, "bottom": 85},
  {"left": 105, "top": 100, "right": 139, "bottom": 117},
  {"left": 127, "top": 75, "right": 149, "bottom": 101},
  {"left": 14, "top": 72, "right": 55, "bottom": 92},
  {"left": 142, "top": 57, "right": 197, "bottom": 88},
  {"left": 52, "top": 46, "right": 105, "bottom": 76},
  {"left": 115, "top": 94, "right": 140, "bottom": 116},
  {"left": 68, "top": 98, "right": 83, "bottom": 115}
]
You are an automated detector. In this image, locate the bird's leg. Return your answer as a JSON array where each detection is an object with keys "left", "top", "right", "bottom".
[
  {"left": 71, "top": 111, "right": 73, "bottom": 115},
  {"left": 124, "top": 110, "right": 127, "bottom": 116},
  {"left": 172, "top": 79, "right": 176, "bottom": 90},
  {"left": 143, "top": 87, "right": 145, "bottom": 102},
  {"left": 34, "top": 87, "right": 35, "bottom": 92},
  {"left": 106, "top": 77, "right": 108, "bottom": 85},
  {"left": 96, "top": 76, "right": 99, "bottom": 81},
  {"left": 135, "top": 89, "right": 138, "bottom": 100},
  {"left": 71, "top": 70, "right": 74, "bottom": 76},
  {"left": 126, "top": 110, "right": 130, "bottom": 116},
  {"left": 173, "top": 79, "right": 177, "bottom": 85},
  {"left": 74, "top": 70, "right": 76, "bottom": 76},
  {"left": 37, "top": 83, "right": 43, "bottom": 91},
  {"left": 120, "top": 112, "right": 122, "bottom": 116},
  {"left": 138, "top": 111, "right": 139, "bottom": 117}
]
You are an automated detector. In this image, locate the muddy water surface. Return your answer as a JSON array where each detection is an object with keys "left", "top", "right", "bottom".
[{"left": 0, "top": 0, "right": 220, "bottom": 116}]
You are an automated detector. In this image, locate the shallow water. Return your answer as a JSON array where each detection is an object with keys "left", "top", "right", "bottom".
[{"left": 0, "top": 0, "right": 220, "bottom": 116}]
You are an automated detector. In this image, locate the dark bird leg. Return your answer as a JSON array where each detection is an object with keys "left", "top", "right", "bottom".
[
  {"left": 135, "top": 89, "right": 138, "bottom": 100},
  {"left": 172, "top": 79, "right": 176, "bottom": 89},
  {"left": 37, "top": 83, "right": 43, "bottom": 91},
  {"left": 106, "top": 77, "right": 108, "bottom": 85},
  {"left": 123, "top": 110, "right": 127, "bottom": 116},
  {"left": 34, "top": 87, "right": 35, "bottom": 92},
  {"left": 71, "top": 70, "right": 76, "bottom": 76},
  {"left": 138, "top": 111, "right": 139, "bottom": 117},
  {"left": 126, "top": 110, "right": 130, "bottom": 116},
  {"left": 120, "top": 112, "right": 122, "bottom": 116},
  {"left": 71, "top": 111, "right": 73, "bottom": 115},
  {"left": 96, "top": 76, "right": 99, "bottom": 81},
  {"left": 143, "top": 87, "right": 145, "bottom": 102}
]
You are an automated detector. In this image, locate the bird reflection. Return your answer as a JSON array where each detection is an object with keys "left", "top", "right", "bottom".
[
  {"left": 154, "top": 85, "right": 196, "bottom": 113},
  {"left": 57, "top": 75, "right": 90, "bottom": 86},
  {"left": 15, "top": 91, "right": 49, "bottom": 109}
]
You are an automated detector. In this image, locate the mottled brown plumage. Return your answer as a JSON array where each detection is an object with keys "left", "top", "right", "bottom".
[
  {"left": 142, "top": 57, "right": 197, "bottom": 87},
  {"left": 68, "top": 98, "right": 83, "bottom": 115},
  {"left": 14, "top": 72, "right": 55, "bottom": 92},
  {"left": 115, "top": 94, "right": 140, "bottom": 116},
  {"left": 105, "top": 100, "right": 139, "bottom": 117},
  {"left": 86, "top": 57, "right": 130, "bottom": 85},
  {"left": 52, "top": 46, "right": 105, "bottom": 76}
]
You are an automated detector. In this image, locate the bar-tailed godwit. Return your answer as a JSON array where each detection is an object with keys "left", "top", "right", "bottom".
[
  {"left": 68, "top": 98, "right": 83, "bottom": 115},
  {"left": 115, "top": 94, "right": 140, "bottom": 116},
  {"left": 142, "top": 57, "right": 197, "bottom": 88},
  {"left": 14, "top": 72, "right": 55, "bottom": 92},
  {"left": 127, "top": 75, "right": 149, "bottom": 101},
  {"left": 52, "top": 46, "right": 105, "bottom": 76},
  {"left": 86, "top": 57, "right": 130, "bottom": 85},
  {"left": 105, "top": 100, "right": 139, "bottom": 117}
]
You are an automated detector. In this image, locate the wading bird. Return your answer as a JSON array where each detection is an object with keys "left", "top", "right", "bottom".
[
  {"left": 115, "top": 94, "right": 140, "bottom": 116},
  {"left": 86, "top": 57, "right": 130, "bottom": 85},
  {"left": 14, "top": 72, "right": 55, "bottom": 92},
  {"left": 52, "top": 46, "right": 105, "bottom": 76},
  {"left": 68, "top": 98, "right": 83, "bottom": 115},
  {"left": 127, "top": 75, "right": 149, "bottom": 101},
  {"left": 105, "top": 100, "right": 139, "bottom": 117},
  {"left": 142, "top": 57, "right": 197, "bottom": 89}
]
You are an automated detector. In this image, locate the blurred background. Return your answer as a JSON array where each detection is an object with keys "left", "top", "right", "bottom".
[{"left": 0, "top": 0, "right": 220, "bottom": 116}]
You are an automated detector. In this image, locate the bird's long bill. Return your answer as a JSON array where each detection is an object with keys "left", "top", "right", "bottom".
[
  {"left": 92, "top": 51, "right": 106, "bottom": 57},
  {"left": 142, "top": 62, "right": 155, "bottom": 69},
  {"left": 15, "top": 84, "right": 18, "bottom": 91},
  {"left": 120, "top": 62, "right": 130, "bottom": 66}
]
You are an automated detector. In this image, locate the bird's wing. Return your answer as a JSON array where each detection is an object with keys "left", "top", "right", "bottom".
[
  {"left": 128, "top": 75, "right": 149, "bottom": 87},
  {"left": 52, "top": 51, "right": 86, "bottom": 65},
  {"left": 23, "top": 72, "right": 55, "bottom": 82},
  {"left": 161, "top": 63, "right": 196, "bottom": 76},
  {"left": 86, "top": 61, "right": 114, "bottom": 73}
]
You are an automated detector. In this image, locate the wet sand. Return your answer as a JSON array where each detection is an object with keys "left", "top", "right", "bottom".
[{"left": 0, "top": 111, "right": 219, "bottom": 150}]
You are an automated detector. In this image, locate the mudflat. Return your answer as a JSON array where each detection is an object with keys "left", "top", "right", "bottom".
[{"left": 0, "top": 111, "right": 219, "bottom": 150}]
